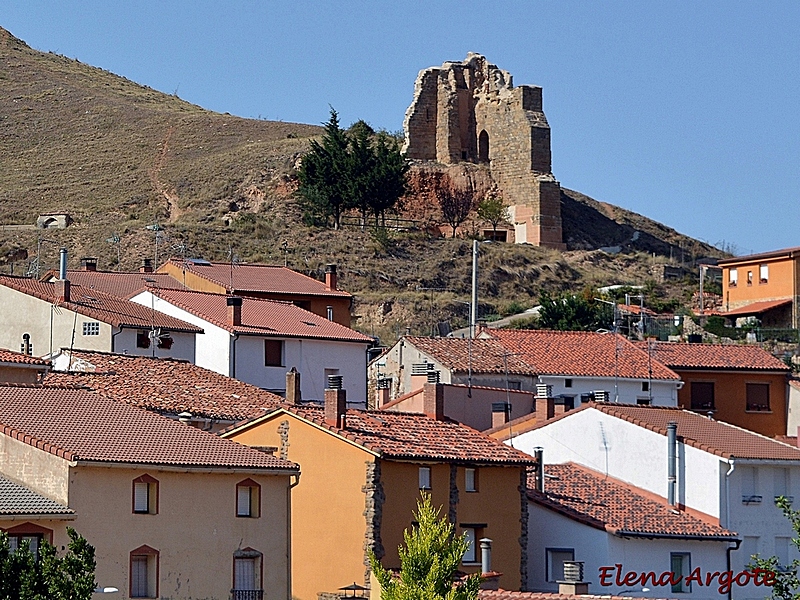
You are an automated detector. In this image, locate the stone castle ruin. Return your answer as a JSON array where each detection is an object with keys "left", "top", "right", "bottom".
[{"left": 403, "top": 53, "right": 566, "bottom": 249}]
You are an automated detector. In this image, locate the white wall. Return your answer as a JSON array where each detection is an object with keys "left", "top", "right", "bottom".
[
  {"left": 111, "top": 328, "right": 196, "bottom": 362},
  {"left": 537, "top": 375, "right": 679, "bottom": 406}
]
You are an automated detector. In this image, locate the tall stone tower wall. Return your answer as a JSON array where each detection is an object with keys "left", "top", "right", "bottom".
[{"left": 403, "top": 54, "right": 565, "bottom": 250}]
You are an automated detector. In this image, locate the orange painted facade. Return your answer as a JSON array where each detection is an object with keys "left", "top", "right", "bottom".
[
  {"left": 225, "top": 409, "right": 526, "bottom": 600},
  {"left": 676, "top": 369, "right": 789, "bottom": 437}
]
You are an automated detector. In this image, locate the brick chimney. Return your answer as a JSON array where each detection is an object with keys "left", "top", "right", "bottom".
[
  {"left": 491, "top": 402, "right": 512, "bottom": 428},
  {"left": 286, "top": 368, "right": 301, "bottom": 404},
  {"left": 422, "top": 382, "right": 444, "bottom": 420},
  {"left": 80, "top": 257, "right": 97, "bottom": 271},
  {"left": 325, "top": 264, "right": 337, "bottom": 291},
  {"left": 535, "top": 396, "right": 555, "bottom": 420},
  {"left": 324, "top": 376, "right": 346, "bottom": 427},
  {"left": 376, "top": 378, "right": 391, "bottom": 408},
  {"left": 227, "top": 296, "right": 243, "bottom": 326},
  {"left": 139, "top": 258, "right": 154, "bottom": 273},
  {"left": 54, "top": 279, "right": 70, "bottom": 303}
]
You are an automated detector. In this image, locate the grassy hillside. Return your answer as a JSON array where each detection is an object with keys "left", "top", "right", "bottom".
[{"left": 0, "top": 26, "right": 722, "bottom": 344}]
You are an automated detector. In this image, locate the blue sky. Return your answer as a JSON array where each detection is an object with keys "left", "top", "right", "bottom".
[{"left": 2, "top": 1, "right": 798, "bottom": 255}]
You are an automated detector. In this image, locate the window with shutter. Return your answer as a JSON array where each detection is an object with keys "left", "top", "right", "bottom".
[
  {"left": 236, "top": 479, "right": 260, "bottom": 518},
  {"left": 690, "top": 382, "right": 715, "bottom": 410},
  {"left": 130, "top": 545, "right": 159, "bottom": 598},
  {"left": 132, "top": 475, "right": 158, "bottom": 514},
  {"left": 233, "top": 550, "right": 262, "bottom": 598},
  {"left": 746, "top": 383, "right": 770, "bottom": 412},
  {"left": 418, "top": 467, "right": 431, "bottom": 490}
]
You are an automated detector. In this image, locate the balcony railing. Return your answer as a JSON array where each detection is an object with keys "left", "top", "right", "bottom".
[{"left": 231, "top": 590, "right": 264, "bottom": 600}]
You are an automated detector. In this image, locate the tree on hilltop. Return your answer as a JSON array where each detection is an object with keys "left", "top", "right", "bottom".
[
  {"left": 434, "top": 174, "right": 479, "bottom": 238},
  {"left": 476, "top": 189, "right": 509, "bottom": 238}
]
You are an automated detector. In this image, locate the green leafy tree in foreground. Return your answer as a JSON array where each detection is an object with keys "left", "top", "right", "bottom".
[
  {"left": 0, "top": 527, "right": 96, "bottom": 600},
  {"left": 749, "top": 496, "right": 800, "bottom": 600},
  {"left": 370, "top": 493, "right": 481, "bottom": 600},
  {"left": 536, "top": 290, "right": 612, "bottom": 332},
  {"left": 476, "top": 190, "right": 508, "bottom": 238}
]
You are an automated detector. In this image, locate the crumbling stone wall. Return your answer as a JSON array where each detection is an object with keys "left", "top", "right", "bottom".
[{"left": 403, "top": 53, "right": 565, "bottom": 249}]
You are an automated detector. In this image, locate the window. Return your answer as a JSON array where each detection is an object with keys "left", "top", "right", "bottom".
[
  {"left": 236, "top": 479, "right": 261, "bottom": 518},
  {"left": 130, "top": 545, "right": 159, "bottom": 598},
  {"left": 747, "top": 270, "right": 753, "bottom": 286},
  {"left": 233, "top": 549, "right": 262, "bottom": 599},
  {"left": 465, "top": 468, "right": 478, "bottom": 492},
  {"left": 636, "top": 398, "right": 652, "bottom": 406},
  {"left": 136, "top": 330, "right": 150, "bottom": 349},
  {"left": 746, "top": 383, "right": 770, "bottom": 412},
  {"left": 670, "top": 552, "right": 691, "bottom": 592},
  {"left": 564, "top": 378, "right": 572, "bottom": 388},
  {"left": 264, "top": 340, "right": 284, "bottom": 367},
  {"left": 690, "top": 381, "right": 715, "bottom": 410},
  {"left": 156, "top": 332, "right": 173, "bottom": 349},
  {"left": 82, "top": 321, "right": 100, "bottom": 336},
  {"left": 419, "top": 466, "right": 431, "bottom": 490},
  {"left": 642, "top": 381, "right": 650, "bottom": 392},
  {"left": 546, "top": 548, "right": 574, "bottom": 582},
  {"left": 742, "top": 536, "right": 760, "bottom": 566},
  {"left": 729, "top": 268, "right": 738, "bottom": 287},
  {"left": 4, "top": 523, "right": 53, "bottom": 561},
  {"left": 775, "top": 537, "right": 791, "bottom": 570},
  {"left": 508, "top": 381, "right": 521, "bottom": 391},
  {"left": 775, "top": 468, "right": 790, "bottom": 502},
  {"left": 462, "top": 527, "right": 477, "bottom": 563},
  {"left": 741, "top": 466, "right": 761, "bottom": 504},
  {"left": 132, "top": 475, "right": 158, "bottom": 514},
  {"left": 760, "top": 264, "right": 769, "bottom": 284}
]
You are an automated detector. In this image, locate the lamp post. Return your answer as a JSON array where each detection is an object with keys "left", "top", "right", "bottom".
[
  {"left": 470, "top": 240, "right": 491, "bottom": 339},
  {"left": 94, "top": 586, "right": 119, "bottom": 594}
]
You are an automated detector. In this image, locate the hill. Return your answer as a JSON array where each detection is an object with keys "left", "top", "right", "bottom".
[{"left": 0, "top": 26, "right": 722, "bottom": 344}]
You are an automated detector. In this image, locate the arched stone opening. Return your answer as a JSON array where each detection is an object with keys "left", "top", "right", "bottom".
[{"left": 478, "top": 130, "right": 490, "bottom": 163}]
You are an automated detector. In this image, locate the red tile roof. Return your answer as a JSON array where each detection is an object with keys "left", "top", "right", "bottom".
[
  {"left": 0, "top": 384, "right": 296, "bottom": 470},
  {"left": 43, "top": 350, "right": 282, "bottom": 422},
  {"left": 231, "top": 406, "right": 535, "bottom": 464},
  {"left": 480, "top": 590, "right": 677, "bottom": 600},
  {"left": 717, "top": 246, "right": 800, "bottom": 266},
  {"left": 488, "top": 330, "right": 680, "bottom": 381},
  {"left": 720, "top": 299, "right": 793, "bottom": 317},
  {"left": 529, "top": 463, "right": 736, "bottom": 539},
  {"left": 0, "top": 276, "right": 202, "bottom": 333},
  {"left": 404, "top": 337, "right": 535, "bottom": 375},
  {"left": 146, "top": 288, "right": 371, "bottom": 342},
  {"left": 161, "top": 258, "right": 351, "bottom": 297},
  {"left": 636, "top": 341, "right": 790, "bottom": 371},
  {"left": 0, "top": 350, "right": 50, "bottom": 367},
  {"left": 42, "top": 270, "right": 184, "bottom": 298}
]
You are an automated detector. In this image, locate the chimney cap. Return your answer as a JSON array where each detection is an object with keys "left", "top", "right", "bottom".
[
  {"left": 325, "top": 264, "right": 337, "bottom": 274},
  {"left": 226, "top": 296, "right": 243, "bottom": 307}
]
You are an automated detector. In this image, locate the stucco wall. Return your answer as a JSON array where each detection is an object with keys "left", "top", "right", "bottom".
[
  {"left": 0, "top": 435, "right": 71, "bottom": 504},
  {"left": 0, "top": 365, "right": 45, "bottom": 384},
  {"left": 722, "top": 256, "right": 797, "bottom": 309},
  {"left": 537, "top": 375, "right": 679, "bottom": 407}
]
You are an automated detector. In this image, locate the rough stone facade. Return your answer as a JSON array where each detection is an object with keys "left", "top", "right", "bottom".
[
  {"left": 403, "top": 53, "right": 565, "bottom": 249},
  {"left": 362, "top": 459, "right": 385, "bottom": 589}
]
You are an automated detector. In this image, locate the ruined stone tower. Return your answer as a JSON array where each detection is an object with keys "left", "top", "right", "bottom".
[{"left": 403, "top": 53, "right": 566, "bottom": 249}]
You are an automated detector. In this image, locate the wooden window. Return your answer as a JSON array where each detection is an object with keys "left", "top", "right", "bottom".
[
  {"left": 465, "top": 468, "right": 478, "bottom": 492},
  {"left": 746, "top": 383, "right": 770, "bottom": 412},
  {"left": 132, "top": 475, "right": 158, "bottom": 515},
  {"left": 236, "top": 479, "right": 261, "bottom": 518},
  {"left": 264, "top": 340, "right": 284, "bottom": 367},
  {"left": 130, "top": 545, "right": 159, "bottom": 598},
  {"left": 419, "top": 466, "right": 431, "bottom": 490},
  {"left": 690, "top": 382, "right": 715, "bottom": 410}
]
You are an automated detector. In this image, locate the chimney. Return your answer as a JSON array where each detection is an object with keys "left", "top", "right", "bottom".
[
  {"left": 54, "top": 279, "right": 70, "bottom": 303},
  {"left": 286, "top": 367, "right": 301, "bottom": 404},
  {"left": 376, "top": 377, "right": 391, "bottom": 408},
  {"left": 535, "top": 396, "right": 555, "bottom": 420},
  {"left": 140, "top": 258, "right": 154, "bottom": 273},
  {"left": 422, "top": 382, "right": 444, "bottom": 420},
  {"left": 491, "top": 402, "right": 512, "bottom": 428},
  {"left": 324, "top": 376, "right": 346, "bottom": 427},
  {"left": 478, "top": 538, "right": 501, "bottom": 590},
  {"left": 534, "top": 447, "right": 544, "bottom": 492},
  {"left": 227, "top": 296, "right": 243, "bottom": 326},
  {"left": 558, "top": 561, "right": 589, "bottom": 595},
  {"left": 59, "top": 247, "right": 68, "bottom": 280},
  {"left": 325, "top": 264, "right": 337, "bottom": 290},
  {"left": 80, "top": 257, "right": 97, "bottom": 271},
  {"left": 667, "top": 421, "right": 677, "bottom": 506}
]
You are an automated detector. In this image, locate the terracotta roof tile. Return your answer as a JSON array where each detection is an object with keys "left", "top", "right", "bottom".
[
  {"left": 0, "top": 276, "right": 202, "bottom": 333},
  {"left": 43, "top": 270, "right": 185, "bottom": 298},
  {"left": 161, "top": 258, "right": 351, "bottom": 297},
  {"left": 529, "top": 463, "right": 736, "bottom": 539},
  {"left": 404, "top": 337, "right": 534, "bottom": 375},
  {"left": 489, "top": 330, "right": 680, "bottom": 380},
  {"left": 636, "top": 340, "right": 790, "bottom": 371},
  {"left": 720, "top": 299, "right": 793, "bottom": 317},
  {"left": 147, "top": 288, "right": 371, "bottom": 342},
  {"left": 0, "top": 384, "right": 296, "bottom": 470},
  {"left": 717, "top": 246, "right": 800, "bottom": 266},
  {"left": 44, "top": 350, "right": 282, "bottom": 422},
  {"left": 0, "top": 349, "right": 50, "bottom": 367}
]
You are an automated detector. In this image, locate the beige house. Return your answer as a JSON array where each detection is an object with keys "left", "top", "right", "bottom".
[
  {"left": 0, "top": 384, "right": 298, "bottom": 600},
  {"left": 0, "top": 349, "right": 50, "bottom": 383}
]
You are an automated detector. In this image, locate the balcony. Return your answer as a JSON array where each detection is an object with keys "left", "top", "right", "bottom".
[{"left": 231, "top": 591, "right": 264, "bottom": 600}]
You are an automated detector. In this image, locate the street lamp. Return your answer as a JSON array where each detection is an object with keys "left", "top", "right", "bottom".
[{"left": 94, "top": 586, "right": 119, "bottom": 594}]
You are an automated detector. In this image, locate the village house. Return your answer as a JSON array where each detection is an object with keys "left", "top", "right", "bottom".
[
  {"left": 129, "top": 287, "right": 373, "bottom": 402},
  {"left": 0, "top": 274, "right": 201, "bottom": 360},
  {"left": 0, "top": 348, "right": 50, "bottom": 383},
  {"left": 638, "top": 341, "right": 791, "bottom": 437},
  {"left": 498, "top": 402, "right": 800, "bottom": 600},
  {"left": 0, "top": 383, "right": 298, "bottom": 600},
  {"left": 45, "top": 349, "right": 283, "bottom": 432},
  {"left": 222, "top": 381, "right": 534, "bottom": 600}
]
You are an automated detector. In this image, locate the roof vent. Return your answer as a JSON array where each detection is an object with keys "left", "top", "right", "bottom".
[
  {"left": 562, "top": 561, "right": 584, "bottom": 583},
  {"left": 411, "top": 362, "right": 433, "bottom": 376},
  {"left": 593, "top": 390, "right": 609, "bottom": 402},
  {"left": 535, "top": 384, "right": 552, "bottom": 398},
  {"left": 426, "top": 370, "right": 440, "bottom": 384},
  {"left": 327, "top": 374, "right": 343, "bottom": 390}
]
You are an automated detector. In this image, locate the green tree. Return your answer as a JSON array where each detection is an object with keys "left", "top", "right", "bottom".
[
  {"left": 537, "top": 290, "right": 612, "bottom": 331},
  {"left": 749, "top": 496, "right": 800, "bottom": 600},
  {"left": 0, "top": 527, "right": 96, "bottom": 600},
  {"left": 476, "top": 190, "right": 508, "bottom": 237},
  {"left": 370, "top": 494, "right": 481, "bottom": 600},
  {"left": 367, "top": 133, "right": 409, "bottom": 227}
]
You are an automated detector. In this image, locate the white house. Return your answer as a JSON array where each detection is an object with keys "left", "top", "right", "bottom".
[
  {"left": 502, "top": 402, "right": 800, "bottom": 600},
  {"left": 130, "top": 288, "right": 373, "bottom": 402},
  {"left": 528, "top": 462, "right": 737, "bottom": 600},
  {"left": 0, "top": 275, "right": 200, "bottom": 361}
]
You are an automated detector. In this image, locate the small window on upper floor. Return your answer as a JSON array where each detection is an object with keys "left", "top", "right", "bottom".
[
  {"left": 747, "top": 271, "right": 753, "bottom": 286},
  {"left": 642, "top": 381, "right": 650, "bottom": 392},
  {"left": 746, "top": 382, "right": 770, "bottom": 412},
  {"left": 419, "top": 466, "right": 431, "bottom": 490},
  {"left": 462, "top": 527, "right": 478, "bottom": 563},
  {"left": 465, "top": 468, "right": 478, "bottom": 492},
  {"left": 760, "top": 264, "right": 769, "bottom": 284},
  {"left": 671, "top": 553, "right": 691, "bottom": 593},
  {"left": 136, "top": 330, "right": 150, "bottom": 348},
  {"left": 508, "top": 381, "right": 521, "bottom": 391},
  {"left": 264, "top": 340, "right": 284, "bottom": 367},
  {"left": 729, "top": 268, "right": 738, "bottom": 287},
  {"left": 132, "top": 475, "right": 159, "bottom": 515},
  {"left": 82, "top": 321, "right": 100, "bottom": 336},
  {"left": 564, "top": 378, "right": 573, "bottom": 388},
  {"left": 236, "top": 479, "right": 261, "bottom": 518}
]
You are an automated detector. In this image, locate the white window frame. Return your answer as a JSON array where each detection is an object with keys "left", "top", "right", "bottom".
[
  {"left": 760, "top": 264, "right": 769, "bottom": 284},
  {"left": 236, "top": 480, "right": 261, "bottom": 518},
  {"left": 465, "top": 468, "right": 477, "bottom": 492},
  {"left": 462, "top": 527, "right": 477, "bottom": 564},
  {"left": 729, "top": 268, "right": 738, "bottom": 286},
  {"left": 419, "top": 466, "right": 431, "bottom": 490},
  {"left": 82, "top": 321, "right": 100, "bottom": 336}
]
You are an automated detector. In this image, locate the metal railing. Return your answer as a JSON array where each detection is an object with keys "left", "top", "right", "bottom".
[{"left": 231, "top": 590, "right": 264, "bottom": 600}]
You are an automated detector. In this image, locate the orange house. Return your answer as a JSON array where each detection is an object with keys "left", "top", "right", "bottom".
[
  {"left": 642, "top": 341, "right": 790, "bottom": 437},
  {"left": 223, "top": 383, "right": 534, "bottom": 600},
  {"left": 718, "top": 246, "right": 800, "bottom": 328}
]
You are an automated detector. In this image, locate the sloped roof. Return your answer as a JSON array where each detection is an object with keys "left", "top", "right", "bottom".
[
  {"left": 160, "top": 258, "right": 351, "bottom": 297},
  {"left": 0, "top": 385, "right": 296, "bottom": 470},
  {"left": 0, "top": 349, "right": 50, "bottom": 367},
  {"left": 0, "top": 476, "right": 73, "bottom": 517},
  {"left": 404, "top": 337, "right": 534, "bottom": 376},
  {"left": 42, "top": 270, "right": 184, "bottom": 298},
  {"left": 718, "top": 246, "right": 800, "bottom": 266},
  {"left": 146, "top": 288, "right": 371, "bottom": 342},
  {"left": 0, "top": 276, "right": 202, "bottom": 333},
  {"left": 230, "top": 405, "right": 535, "bottom": 464},
  {"left": 489, "top": 329, "right": 680, "bottom": 381},
  {"left": 44, "top": 350, "right": 282, "bottom": 422},
  {"left": 529, "top": 463, "right": 736, "bottom": 540},
  {"left": 721, "top": 299, "right": 793, "bottom": 317},
  {"left": 636, "top": 340, "right": 789, "bottom": 371}
]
